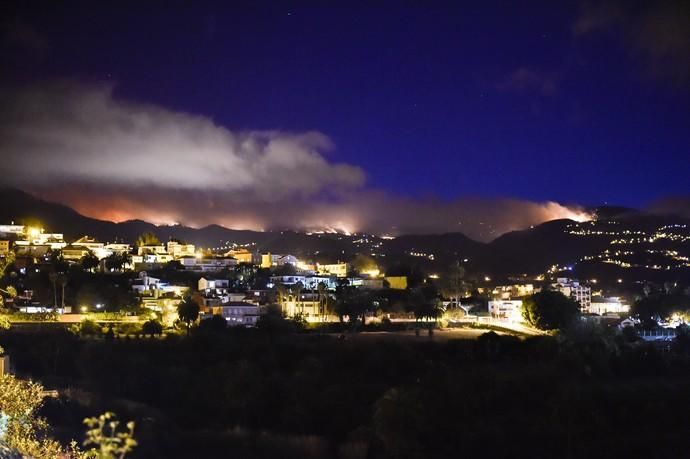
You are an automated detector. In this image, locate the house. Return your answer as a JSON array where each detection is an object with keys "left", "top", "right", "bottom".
[
  {"left": 349, "top": 277, "right": 385, "bottom": 289},
  {"left": 553, "top": 278, "right": 591, "bottom": 311},
  {"left": 180, "top": 256, "right": 237, "bottom": 272},
  {"left": 14, "top": 228, "right": 66, "bottom": 250},
  {"left": 0, "top": 224, "right": 25, "bottom": 237},
  {"left": 167, "top": 241, "right": 196, "bottom": 259},
  {"left": 317, "top": 262, "right": 348, "bottom": 278},
  {"left": 261, "top": 253, "right": 283, "bottom": 268},
  {"left": 277, "top": 255, "right": 299, "bottom": 266},
  {"left": 137, "top": 244, "right": 167, "bottom": 256},
  {"left": 194, "top": 295, "right": 223, "bottom": 313},
  {"left": 491, "top": 284, "right": 535, "bottom": 299},
  {"left": 278, "top": 291, "right": 323, "bottom": 320},
  {"left": 588, "top": 296, "right": 630, "bottom": 315},
  {"left": 131, "top": 273, "right": 162, "bottom": 294},
  {"left": 132, "top": 272, "right": 188, "bottom": 297},
  {"left": 226, "top": 248, "right": 255, "bottom": 264},
  {"left": 104, "top": 243, "right": 131, "bottom": 254},
  {"left": 198, "top": 277, "right": 230, "bottom": 292},
  {"left": 270, "top": 275, "right": 337, "bottom": 290},
  {"left": 488, "top": 300, "right": 523, "bottom": 322},
  {"left": 210, "top": 302, "right": 261, "bottom": 327}
]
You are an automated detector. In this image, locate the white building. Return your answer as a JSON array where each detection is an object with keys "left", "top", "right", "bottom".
[
  {"left": 491, "top": 284, "right": 535, "bottom": 300},
  {"left": 317, "top": 263, "right": 348, "bottom": 278},
  {"left": 198, "top": 277, "right": 230, "bottom": 292},
  {"left": 270, "top": 275, "right": 337, "bottom": 290},
  {"left": 553, "top": 278, "right": 591, "bottom": 311},
  {"left": 277, "top": 255, "right": 299, "bottom": 266},
  {"left": 180, "top": 256, "right": 237, "bottom": 271},
  {"left": 210, "top": 302, "right": 261, "bottom": 327},
  {"left": 488, "top": 300, "right": 523, "bottom": 322},
  {"left": 0, "top": 224, "right": 25, "bottom": 236},
  {"left": 167, "top": 241, "right": 196, "bottom": 259},
  {"left": 132, "top": 272, "right": 188, "bottom": 297},
  {"left": 588, "top": 296, "right": 630, "bottom": 315}
]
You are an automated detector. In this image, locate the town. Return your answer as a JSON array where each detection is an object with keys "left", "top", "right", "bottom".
[
  {"left": 2, "top": 1, "right": 689, "bottom": 457},
  {"left": 1, "top": 220, "right": 687, "bottom": 341}
]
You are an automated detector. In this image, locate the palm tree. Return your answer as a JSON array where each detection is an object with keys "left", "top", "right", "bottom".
[
  {"left": 294, "top": 281, "right": 304, "bottom": 316},
  {"left": 177, "top": 296, "right": 200, "bottom": 336},
  {"left": 317, "top": 282, "right": 328, "bottom": 321},
  {"left": 58, "top": 274, "right": 67, "bottom": 310},
  {"left": 49, "top": 272, "right": 58, "bottom": 308}
]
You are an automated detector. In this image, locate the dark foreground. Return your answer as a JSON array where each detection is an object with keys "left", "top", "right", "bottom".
[{"left": 2, "top": 326, "right": 690, "bottom": 458}]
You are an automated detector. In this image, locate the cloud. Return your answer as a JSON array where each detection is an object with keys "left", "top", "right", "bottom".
[
  {"left": 497, "top": 67, "right": 558, "bottom": 96},
  {"left": 573, "top": 0, "right": 690, "bottom": 85},
  {"left": 0, "top": 81, "right": 591, "bottom": 241},
  {"left": 0, "top": 81, "right": 364, "bottom": 198}
]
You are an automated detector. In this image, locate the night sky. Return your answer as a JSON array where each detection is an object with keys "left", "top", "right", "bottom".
[{"left": 1, "top": 1, "right": 688, "bottom": 239}]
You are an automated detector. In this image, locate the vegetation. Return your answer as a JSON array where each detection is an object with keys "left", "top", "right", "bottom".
[
  {"left": 135, "top": 232, "right": 160, "bottom": 248},
  {"left": 0, "top": 374, "right": 65, "bottom": 458},
  {"left": 632, "top": 292, "right": 690, "bottom": 327},
  {"left": 83, "top": 412, "right": 137, "bottom": 459},
  {"left": 2, "top": 325, "right": 690, "bottom": 458},
  {"left": 522, "top": 290, "right": 581, "bottom": 330},
  {"left": 80, "top": 251, "right": 101, "bottom": 273},
  {"left": 176, "top": 297, "right": 199, "bottom": 335},
  {"left": 141, "top": 319, "right": 163, "bottom": 338},
  {"left": 198, "top": 314, "right": 227, "bottom": 333},
  {"left": 0, "top": 373, "right": 137, "bottom": 458}
]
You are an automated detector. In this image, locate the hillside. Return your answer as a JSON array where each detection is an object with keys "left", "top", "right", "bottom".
[{"left": 1, "top": 188, "right": 689, "bottom": 283}]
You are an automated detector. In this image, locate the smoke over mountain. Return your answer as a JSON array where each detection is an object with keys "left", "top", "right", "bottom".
[{"left": 0, "top": 81, "right": 591, "bottom": 241}]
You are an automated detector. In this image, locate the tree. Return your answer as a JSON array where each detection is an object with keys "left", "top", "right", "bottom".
[
  {"left": 177, "top": 297, "right": 200, "bottom": 335},
  {"left": 409, "top": 288, "right": 441, "bottom": 325},
  {"left": 438, "top": 262, "right": 466, "bottom": 308},
  {"left": 77, "top": 319, "right": 102, "bottom": 337},
  {"left": 48, "top": 271, "right": 58, "bottom": 308},
  {"left": 334, "top": 280, "right": 379, "bottom": 329},
  {"left": 141, "top": 319, "right": 163, "bottom": 338},
  {"left": 0, "top": 251, "right": 15, "bottom": 278},
  {"left": 632, "top": 293, "right": 690, "bottom": 328},
  {"left": 136, "top": 232, "right": 160, "bottom": 248},
  {"left": 83, "top": 412, "right": 137, "bottom": 459},
  {"left": 80, "top": 251, "right": 101, "bottom": 272},
  {"left": 199, "top": 314, "right": 227, "bottom": 333},
  {"left": 1, "top": 375, "right": 137, "bottom": 458},
  {"left": 0, "top": 374, "right": 64, "bottom": 458},
  {"left": 522, "top": 290, "right": 580, "bottom": 331},
  {"left": 257, "top": 303, "right": 293, "bottom": 334},
  {"left": 104, "top": 253, "right": 131, "bottom": 272},
  {"left": 317, "top": 281, "right": 329, "bottom": 320}
]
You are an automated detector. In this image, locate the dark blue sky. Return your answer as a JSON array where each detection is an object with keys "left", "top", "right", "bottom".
[{"left": 2, "top": 1, "right": 689, "bottom": 209}]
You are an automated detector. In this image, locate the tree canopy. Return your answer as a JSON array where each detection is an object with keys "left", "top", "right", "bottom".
[
  {"left": 632, "top": 293, "right": 690, "bottom": 327},
  {"left": 522, "top": 290, "right": 580, "bottom": 330},
  {"left": 177, "top": 297, "right": 200, "bottom": 335},
  {"left": 142, "top": 319, "right": 163, "bottom": 337},
  {"left": 136, "top": 232, "right": 161, "bottom": 248}
]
